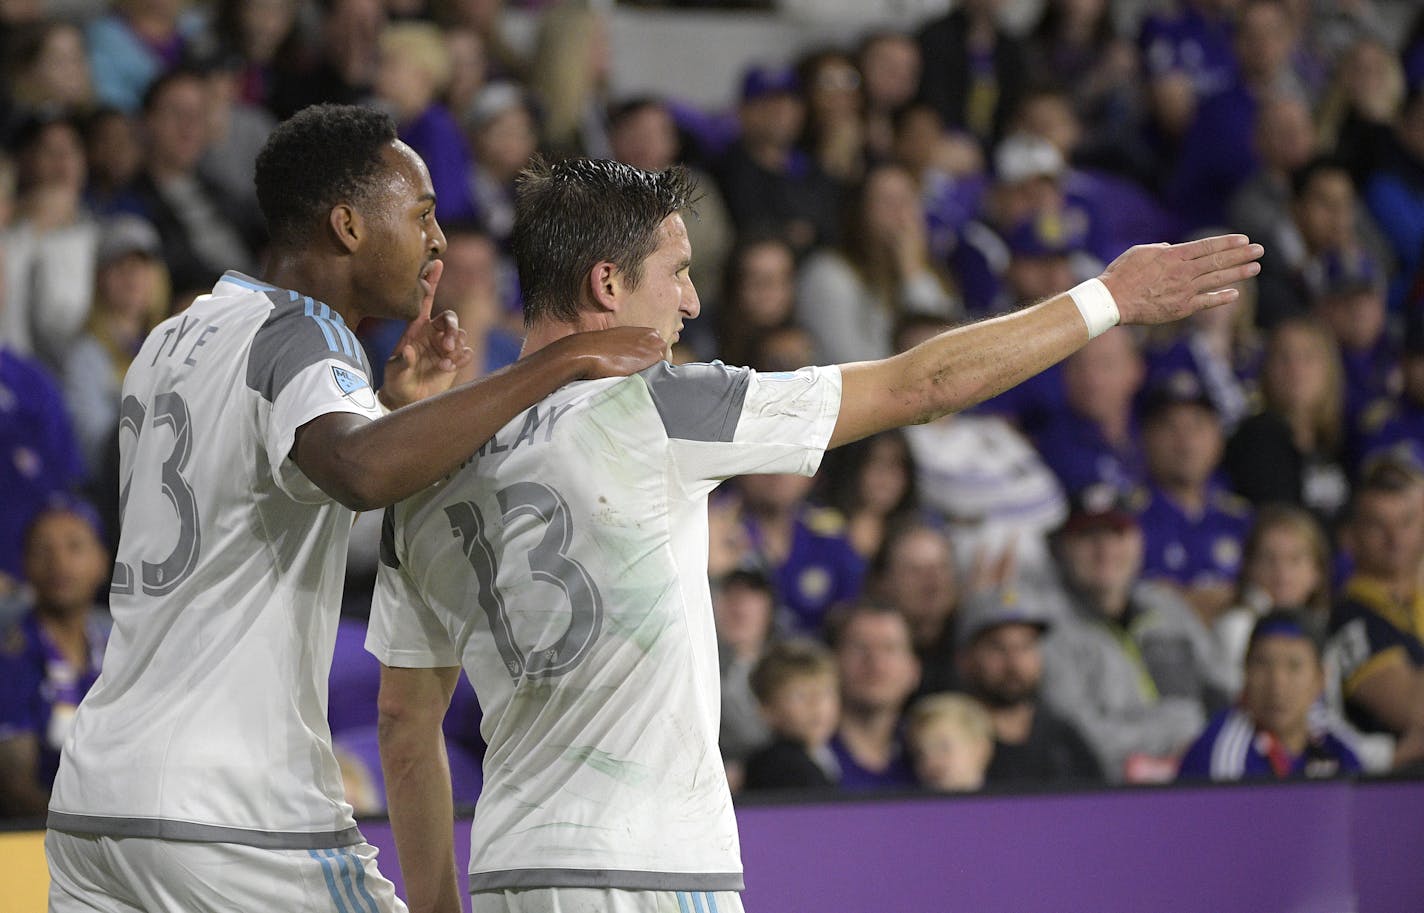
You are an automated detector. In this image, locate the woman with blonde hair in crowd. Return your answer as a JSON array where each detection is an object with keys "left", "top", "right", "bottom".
[
  {"left": 1224, "top": 316, "right": 1350, "bottom": 526},
  {"left": 527, "top": 2, "right": 612, "bottom": 159}
]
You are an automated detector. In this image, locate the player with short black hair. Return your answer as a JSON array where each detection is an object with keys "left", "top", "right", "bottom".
[{"left": 44, "top": 105, "right": 663, "bottom": 913}]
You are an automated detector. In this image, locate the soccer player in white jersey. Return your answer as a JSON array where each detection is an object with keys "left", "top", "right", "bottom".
[
  {"left": 368, "top": 158, "right": 1264, "bottom": 913},
  {"left": 44, "top": 108, "right": 663, "bottom": 913}
]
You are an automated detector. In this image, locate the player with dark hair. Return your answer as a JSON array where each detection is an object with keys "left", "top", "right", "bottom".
[
  {"left": 44, "top": 106, "right": 663, "bottom": 913},
  {"left": 369, "top": 156, "right": 1261, "bottom": 913}
]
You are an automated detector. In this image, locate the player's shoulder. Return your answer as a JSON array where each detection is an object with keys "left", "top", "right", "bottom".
[
  {"left": 636, "top": 360, "right": 754, "bottom": 444},
  {"left": 242, "top": 282, "right": 368, "bottom": 402}
]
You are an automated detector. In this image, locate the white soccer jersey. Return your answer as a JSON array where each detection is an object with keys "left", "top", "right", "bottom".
[
  {"left": 48, "top": 272, "right": 383, "bottom": 848},
  {"left": 367, "top": 361, "right": 842, "bottom": 893}
]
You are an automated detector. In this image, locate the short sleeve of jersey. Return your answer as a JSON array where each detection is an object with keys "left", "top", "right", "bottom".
[
  {"left": 366, "top": 512, "right": 460, "bottom": 669},
  {"left": 641, "top": 361, "right": 842, "bottom": 484},
  {"left": 246, "top": 302, "right": 383, "bottom": 502}
]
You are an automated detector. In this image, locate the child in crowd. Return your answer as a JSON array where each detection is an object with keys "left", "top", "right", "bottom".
[
  {"left": 742, "top": 638, "right": 842, "bottom": 792},
  {"left": 0, "top": 497, "right": 111, "bottom": 816},
  {"left": 1177, "top": 611, "right": 1362, "bottom": 781},
  {"left": 905, "top": 692, "right": 995, "bottom": 792}
]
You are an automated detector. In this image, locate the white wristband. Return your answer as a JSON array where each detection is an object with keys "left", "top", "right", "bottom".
[{"left": 1068, "top": 277, "right": 1120, "bottom": 339}]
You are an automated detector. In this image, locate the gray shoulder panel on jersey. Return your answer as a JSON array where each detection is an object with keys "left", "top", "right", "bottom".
[
  {"left": 638, "top": 360, "right": 750, "bottom": 443},
  {"left": 379, "top": 505, "right": 400, "bottom": 569},
  {"left": 47, "top": 812, "right": 363, "bottom": 850},
  {"left": 245, "top": 288, "right": 372, "bottom": 403},
  {"left": 468, "top": 868, "right": 745, "bottom": 892}
]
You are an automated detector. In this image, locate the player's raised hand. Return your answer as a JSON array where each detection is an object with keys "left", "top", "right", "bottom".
[
  {"left": 552, "top": 325, "right": 667, "bottom": 380},
  {"left": 1101, "top": 234, "right": 1264, "bottom": 326},
  {"left": 379, "top": 260, "right": 476, "bottom": 409}
]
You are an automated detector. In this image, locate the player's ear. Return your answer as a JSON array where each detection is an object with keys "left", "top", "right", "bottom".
[
  {"left": 587, "top": 261, "right": 620, "bottom": 313},
  {"left": 329, "top": 203, "right": 362, "bottom": 255}
]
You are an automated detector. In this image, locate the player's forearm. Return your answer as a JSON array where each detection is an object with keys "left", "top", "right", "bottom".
[
  {"left": 831, "top": 294, "right": 1087, "bottom": 447},
  {"left": 298, "top": 343, "right": 584, "bottom": 510},
  {"left": 378, "top": 672, "right": 462, "bottom": 913}
]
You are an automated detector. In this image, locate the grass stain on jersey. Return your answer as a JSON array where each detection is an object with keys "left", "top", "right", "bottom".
[{"left": 563, "top": 746, "right": 653, "bottom": 786}]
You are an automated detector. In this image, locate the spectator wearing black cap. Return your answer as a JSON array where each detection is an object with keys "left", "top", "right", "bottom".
[
  {"left": 1040, "top": 485, "right": 1229, "bottom": 782},
  {"left": 0, "top": 497, "right": 111, "bottom": 818},
  {"left": 1178, "top": 610, "right": 1362, "bottom": 781},
  {"left": 714, "top": 62, "right": 840, "bottom": 257},
  {"left": 1136, "top": 376, "right": 1254, "bottom": 626},
  {"left": 954, "top": 588, "right": 1102, "bottom": 785}
]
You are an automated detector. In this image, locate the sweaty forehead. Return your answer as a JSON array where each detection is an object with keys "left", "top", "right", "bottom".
[{"left": 379, "top": 140, "right": 435, "bottom": 202}]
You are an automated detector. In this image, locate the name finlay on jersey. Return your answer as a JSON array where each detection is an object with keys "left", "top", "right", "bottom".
[
  {"left": 331, "top": 364, "right": 376, "bottom": 409},
  {"left": 466, "top": 402, "right": 577, "bottom": 466}
]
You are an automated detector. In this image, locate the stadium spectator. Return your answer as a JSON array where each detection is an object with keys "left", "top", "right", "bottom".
[
  {"left": 1042, "top": 486, "right": 1227, "bottom": 782},
  {"left": 795, "top": 47, "right": 867, "bottom": 185},
  {"left": 715, "top": 569, "right": 777, "bottom": 782},
  {"left": 827, "top": 602, "right": 920, "bottom": 790},
  {"left": 461, "top": 81, "right": 538, "bottom": 255},
  {"left": 0, "top": 113, "right": 96, "bottom": 371},
  {"left": 82, "top": 108, "right": 143, "bottom": 214},
  {"left": 609, "top": 96, "right": 733, "bottom": 322},
  {"left": 1224, "top": 316, "right": 1351, "bottom": 525},
  {"left": 1325, "top": 456, "right": 1424, "bottom": 766},
  {"left": 904, "top": 692, "right": 994, "bottom": 792},
  {"left": 955, "top": 587, "right": 1102, "bottom": 785},
  {"left": 1136, "top": 379, "right": 1254, "bottom": 626},
  {"left": 1311, "top": 249, "right": 1399, "bottom": 429},
  {"left": 60, "top": 215, "right": 169, "bottom": 479},
  {"left": 441, "top": 25, "right": 487, "bottom": 123},
  {"left": 858, "top": 30, "right": 921, "bottom": 162},
  {"left": 298, "top": 0, "right": 387, "bottom": 114},
  {"left": 1227, "top": 94, "right": 1319, "bottom": 261},
  {"left": 867, "top": 521, "right": 960, "bottom": 697},
  {"left": 736, "top": 470, "right": 864, "bottom": 635},
  {"left": 889, "top": 101, "right": 986, "bottom": 263},
  {"left": 206, "top": 0, "right": 305, "bottom": 115},
  {"left": 0, "top": 499, "right": 110, "bottom": 818},
  {"left": 914, "top": 0, "right": 1029, "bottom": 146},
  {"left": 1143, "top": 285, "right": 1260, "bottom": 437},
  {"left": 85, "top": 0, "right": 202, "bottom": 113},
  {"left": 1315, "top": 36, "right": 1403, "bottom": 188},
  {"left": 1178, "top": 610, "right": 1362, "bottom": 781},
  {"left": 819, "top": 430, "right": 921, "bottom": 561},
  {"left": 712, "top": 232, "right": 797, "bottom": 367},
  {"left": 374, "top": 22, "right": 479, "bottom": 226},
  {"left": 194, "top": 54, "right": 275, "bottom": 236},
  {"left": 795, "top": 161, "right": 960, "bottom": 365},
  {"left": 1166, "top": 0, "right": 1311, "bottom": 230},
  {"left": 527, "top": 2, "right": 611, "bottom": 159},
  {"left": 743, "top": 637, "right": 842, "bottom": 792},
  {"left": 1033, "top": 326, "right": 1146, "bottom": 497},
  {"left": 3, "top": 19, "right": 94, "bottom": 126},
  {"left": 1215, "top": 504, "right": 1334, "bottom": 696},
  {"left": 120, "top": 68, "right": 262, "bottom": 296},
  {"left": 715, "top": 62, "right": 840, "bottom": 256}
]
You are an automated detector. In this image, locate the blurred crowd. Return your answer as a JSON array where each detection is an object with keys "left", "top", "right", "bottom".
[{"left": 3, "top": 0, "right": 1424, "bottom": 817}]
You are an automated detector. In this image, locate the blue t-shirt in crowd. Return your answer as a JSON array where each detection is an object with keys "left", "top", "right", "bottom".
[
  {"left": 1137, "top": 483, "right": 1252, "bottom": 590},
  {"left": 1032, "top": 408, "right": 1145, "bottom": 497},
  {"left": 745, "top": 507, "right": 865, "bottom": 635},
  {"left": 1177, "top": 707, "right": 1361, "bottom": 781}
]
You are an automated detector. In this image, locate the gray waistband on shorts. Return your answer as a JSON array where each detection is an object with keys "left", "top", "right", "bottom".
[
  {"left": 469, "top": 868, "right": 745, "bottom": 893},
  {"left": 46, "top": 812, "right": 363, "bottom": 850}
]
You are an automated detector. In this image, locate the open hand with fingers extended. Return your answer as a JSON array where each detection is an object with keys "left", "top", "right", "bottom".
[{"left": 1100, "top": 234, "right": 1264, "bottom": 326}]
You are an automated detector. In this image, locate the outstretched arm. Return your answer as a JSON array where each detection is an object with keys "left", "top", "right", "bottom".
[
  {"left": 830, "top": 234, "right": 1263, "bottom": 447},
  {"left": 378, "top": 664, "right": 463, "bottom": 913}
]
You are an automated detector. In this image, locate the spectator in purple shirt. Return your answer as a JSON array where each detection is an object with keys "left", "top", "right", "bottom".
[{"left": 826, "top": 602, "right": 920, "bottom": 790}]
